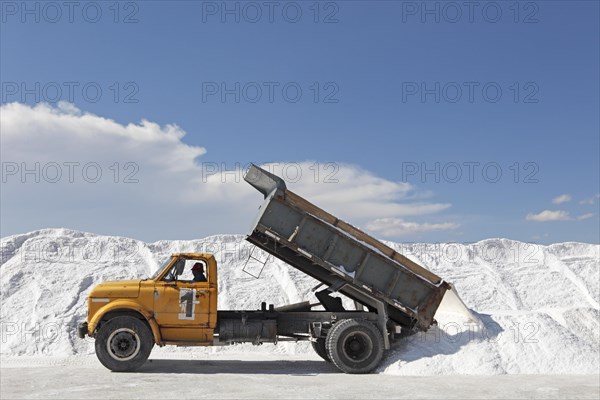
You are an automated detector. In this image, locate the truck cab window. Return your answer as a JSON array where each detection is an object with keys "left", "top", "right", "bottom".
[
  {"left": 149, "top": 257, "right": 174, "bottom": 280},
  {"left": 163, "top": 258, "right": 185, "bottom": 282},
  {"left": 161, "top": 259, "right": 207, "bottom": 283},
  {"left": 179, "top": 260, "right": 207, "bottom": 283}
]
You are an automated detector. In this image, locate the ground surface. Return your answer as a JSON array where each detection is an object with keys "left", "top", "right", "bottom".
[{"left": 1, "top": 355, "right": 598, "bottom": 400}]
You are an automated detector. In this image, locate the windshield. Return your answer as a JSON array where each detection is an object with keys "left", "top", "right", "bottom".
[{"left": 148, "top": 257, "right": 173, "bottom": 280}]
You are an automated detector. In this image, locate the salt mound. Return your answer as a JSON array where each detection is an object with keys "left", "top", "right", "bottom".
[
  {"left": 380, "top": 239, "right": 599, "bottom": 374},
  {"left": 1, "top": 229, "right": 598, "bottom": 375}
]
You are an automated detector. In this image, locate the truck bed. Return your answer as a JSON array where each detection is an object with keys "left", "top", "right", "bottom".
[{"left": 244, "top": 164, "right": 450, "bottom": 331}]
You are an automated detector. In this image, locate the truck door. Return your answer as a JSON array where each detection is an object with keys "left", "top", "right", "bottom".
[{"left": 153, "top": 259, "right": 211, "bottom": 342}]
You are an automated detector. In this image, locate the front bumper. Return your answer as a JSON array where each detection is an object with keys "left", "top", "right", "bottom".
[{"left": 77, "top": 322, "right": 88, "bottom": 339}]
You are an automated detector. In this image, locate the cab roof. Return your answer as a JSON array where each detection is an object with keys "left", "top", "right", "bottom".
[{"left": 171, "top": 253, "right": 215, "bottom": 260}]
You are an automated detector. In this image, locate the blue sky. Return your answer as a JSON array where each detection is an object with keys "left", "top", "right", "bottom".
[{"left": 1, "top": 0, "right": 599, "bottom": 244}]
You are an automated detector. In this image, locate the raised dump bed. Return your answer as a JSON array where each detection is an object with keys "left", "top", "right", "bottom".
[{"left": 244, "top": 164, "right": 450, "bottom": 332}]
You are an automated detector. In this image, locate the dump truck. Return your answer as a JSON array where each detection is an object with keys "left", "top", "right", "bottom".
[{"left": 78, "top": 164, "right": 451, "bottom": 373}]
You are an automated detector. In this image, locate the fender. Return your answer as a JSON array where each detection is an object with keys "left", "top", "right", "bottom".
[{"left": 88, "top": 300, "right": 163, "bottom": 345}]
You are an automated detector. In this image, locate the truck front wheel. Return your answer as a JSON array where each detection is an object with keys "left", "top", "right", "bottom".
[
  {"left": 326, "top": 319, "right": 384, "bottom": 374},
  {"left": 95, "top": 316, "right": 154, "bottom": 372}
]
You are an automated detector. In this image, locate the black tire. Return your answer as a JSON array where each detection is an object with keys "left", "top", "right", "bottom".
[
  {"left": 326, "top": 319, "right": 384, "bottom": 374},
  {"left": 95, "top": 316, "right": 154, "bottom": 372},
  {"left": 311, "top": 338, "right": 331, "bottom": 362}
]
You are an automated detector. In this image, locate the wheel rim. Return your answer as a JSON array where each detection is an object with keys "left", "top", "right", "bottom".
[
  {"left": 107, "top": 328, "right": 141, "bottom": 361},
  {"left": 342, "top": 331, "right": 373, "bottom": 363}
]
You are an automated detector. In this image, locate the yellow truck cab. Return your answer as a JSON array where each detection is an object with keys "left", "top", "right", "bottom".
[{"left": 80, "top": 253, "right": 218, "bottom": 371}]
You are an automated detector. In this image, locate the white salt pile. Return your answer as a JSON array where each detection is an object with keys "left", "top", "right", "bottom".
[{"left": 1, "top": 229, "right": 598, "bottom": 375}]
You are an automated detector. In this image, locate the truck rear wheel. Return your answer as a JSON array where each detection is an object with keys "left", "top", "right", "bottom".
[
  {"left": 326, "top": 319, "right": 384, "bottom": 374},
  {"left": 311, "top": 338, "right": 331, "bottom": 362},
  {"left": 95, "top": 316, "right": 154, "bottom": 372}
]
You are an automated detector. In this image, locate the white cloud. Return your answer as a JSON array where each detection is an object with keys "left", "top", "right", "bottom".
[
  {"left": 577, "top": 213, "right": 594, "bottom": 221},
  {"left": 365, "top": 218, "right": 459, "bottom": 237},
  {"left": 552, "top": 194, "right": 571, "bottom": 204},
  {"left": 526, "top": 210, "right": 571, "bottom": 222},
  {"left": 579, "top": 194, "right": 600, "bottom": 205},
  {"left": 193, "top": 162, "right": 451, "bottom": 220},
  {"left": 1, "top": 101, "right": 205, "bottom": 175},
  {"left": 0, "top": 102, "right": 451, "bottom": 240}
]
